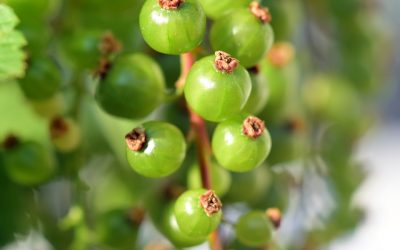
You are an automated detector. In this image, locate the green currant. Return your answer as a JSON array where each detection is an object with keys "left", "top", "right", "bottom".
[
  {"left": 198, "top": 0, "right": 251, "bottom": 19},
  {"left": 125, "top": 121, "right": 186, "bottom": 178},
  {"left": 95, "top": 53, "right": 165, "bottom": 119},
  {"left": 96, "top": 209, "right": 141, "bottom": 249},
  {"left": 29, "top": 93, "right": 65, "bottom": 119},
  {"left": 18, "top": 57, "right": 61, "bottom": 100},
  {"left": 187, "top": 161, "right": 231, "bottom": 197},
  {"left": 60, "top": 30, "right": 103, "bottom": 69},
  {"left": 184, "top": 51, "right": 251, "bottom": 122},
  {"left": 50, "top": 117, "right": 81, "bottom": 153},
  {"left": 212, "top": 116, "right": 271, "bottom": 172},
  {"left": 139, "top": 0, "right": 206, "bottom": 54},
  {"left": 224, "top": 165, "right": 270, "bottom": 203},
  {"left": 3, "top": 137, "right": 55, "bottom": 186},
  {"left": 242, "top": 67, "right": 269, "bottom": 115},
  {"left": 210, "top": 2, "right": 274, "bottom": 68},
  {"left": 174, "top": 189, "right": 222, "bottom": 237},
  {"left": 235, "top": 211, "right": 273, "bottom": 247},
  {"left": 161, "top": 203, "right": 207, "bottom": 247}
]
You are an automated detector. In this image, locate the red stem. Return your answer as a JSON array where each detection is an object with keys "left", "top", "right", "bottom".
[{"left": 178, "top": 52, "right": 222, "bottom": 250}]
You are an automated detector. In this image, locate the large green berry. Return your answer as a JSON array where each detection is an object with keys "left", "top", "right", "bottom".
[
  {"left": 235, "top": 211, "right": 273, "bottom": 247},
  {"left": 162, "top": 203, "right": 207, "bottom": 247},
  {"left": 210, "top": 2, "right": 274, "bottom": 68},
  {"left": 125, "top": 121, "right": 186, "bottom": 178},
  {"left": 198, "top": 0, "right": 251, "bottom": 19},
  {"left": 139, "top": 0, "right": 206, "bottom": 54},
  {"left": 242, "top": 67, "right": 269, "bottom": 115},
  {"left": 18, "top": 57, "right": 61, "bottom": 100},
  {"left": 187, "top": 161, "right": 231, "bottom": 197},
  {"left": 184, "top": 51, "right": 251, "bottom": 122},
  {"left": 3, "top": 137, "right": 55, "bottom": 186},
  {"left": 212, "top": 116, "right": 272, "bottom": 172},
  {"left": 174, "top": 189, "right": 222, "bottom": 237},
  {"left": 95, "top": 53, "right": 165, "bottom": 119}
]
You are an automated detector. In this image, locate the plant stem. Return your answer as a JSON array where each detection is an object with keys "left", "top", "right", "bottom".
[{"left": 178, "top": 52, "right": 222, "bottom": 250}]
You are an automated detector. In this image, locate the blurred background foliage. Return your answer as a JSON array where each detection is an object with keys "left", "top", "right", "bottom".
[{"left": 0, "top": 0, "right": 394, "bottom": 249}]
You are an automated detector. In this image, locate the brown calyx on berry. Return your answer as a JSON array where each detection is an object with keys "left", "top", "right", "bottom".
[
  {"left": 94, "top": 58, "right": 112, "bottom": 80},
  {"left": 2, "top": 134, "right": 20, "bottom": 149},
  {"left": 159, "top": 0, "right": 183, "bottom": 9},
  {"left": 200, "top": 190, "right": 222, "bottom": 217},
  {"left": 243, "top": 116, "right": 265, "bottom": 139},
  {"left": 99, "top": 31, "right": 122, "bottom": 56},
  {"left": 214, "top": 51, "right": 239, "bottom": 73},
  {"left": 266, "top": 207, "right": 282, "bottom": 229},
  {"left": 127, "top": 207, "right": 146, "bottom": 225},
  {"left": 249, "top": 1, "right": 271, "bottom": 24},
  {"left": 268, "top": 42, "right": 295, "bottom": 68},
  {"left": 50, "top": 117, "right": 69, "bottom": 139},
  {"left": 125, "top": 128, "right": 147, "bottom": 152}
]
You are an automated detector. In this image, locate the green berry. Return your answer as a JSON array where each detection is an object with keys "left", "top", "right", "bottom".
[
  {"left": 224, "top": 165, "right": 271, "bottom": 203},
  {"left": 96, "top": 209, "right": 141, "bottom": 249},
  {"left": 161, "top": 203, "right": 207, "bottom": 247},
  {"left": 2, "top": 137, "right": 55, "bottom": 186},
  {"left": 50, "top": 117, "right": 81, "bottom": 153},
  {"left": 198, "top": 0, "right": 251, "bottom": 19},
  {"left": 95, "top": 53, "right": 165, "bottom": 119},
  {"left": 125, "top": 121, "right": 186, "bottom": 178},
  {"left": 212, "top": 116, "right": 271, "bottom": 172},
  {"left": 139, "top": 0, "right": 206, "bottom": 54},
  {"left": 184, "top": 51, "right": 251, "bottom": 122},
  {"left": 18, "top": 57, "right": 61, "bottom": 100},
  {"left": 210, "top": 2, "right": 274, "bottom": 68},
  {"left": 235, "top": 211, "right": 273, "bottom": 247},
  {"left": 174, "top": 189, "right": 222, "bottom": 237},
  {"left": 187, "top": 161, "right": 231, "bottom": 197},
  {"left": 29, "top": 93, "right": 65, "bottom": 119},
  {"left": 242, "top": 66, "right": 269, "bottom": 115}
]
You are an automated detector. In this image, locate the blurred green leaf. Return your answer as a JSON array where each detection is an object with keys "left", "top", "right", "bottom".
[{"left": 0, "top": 4, "right": 27, "bottom": 81}]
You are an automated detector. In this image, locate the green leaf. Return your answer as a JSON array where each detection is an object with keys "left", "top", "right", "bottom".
[{"left": 0, "top": 4, "right": 27, "bottom": 81}]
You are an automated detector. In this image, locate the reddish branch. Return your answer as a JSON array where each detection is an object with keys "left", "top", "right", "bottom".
[{"left": 178, "top": 52, "right": 222, "bottom": 250}]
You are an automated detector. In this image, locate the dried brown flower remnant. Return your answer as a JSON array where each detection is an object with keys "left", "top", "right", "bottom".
[
  {"left": 214, "top": 51, "right": 239, "bottom": 73},
  {"left": 159, "top": 0, "right": 183, "bottom": 9},
  {"left": 200, "top": 190, "right": 222, "bottom": 216},
  {"left": 249, "top": 1, "right": 272, "bottom": 23},
  {"left": 50, "top": 117, "right": 69, "bottom": 139},
  {"left": 243, "top": 116, "right": 265, "bottom": 139},
  {"left": 266, "top": 207, "right": 282, "bottom": 229},
  {"left": 94, "top": 58, "right": 112, "bottom": 80},
  {"left": 2, "top": 134, "right": 19, "bottom": 149},
  {"left": 268, "top": 42, "right": 295, "bottom": 68},
  {"left": 125, "top": 128, "right": 147, "bottom": 152},
  {"left": 99, "top": 32, "right": 122, "bottom": 56}
]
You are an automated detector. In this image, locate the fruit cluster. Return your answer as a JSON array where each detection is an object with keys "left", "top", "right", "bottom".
[{"left": 0, "top": 0, "right": 386, "bottom": 249}]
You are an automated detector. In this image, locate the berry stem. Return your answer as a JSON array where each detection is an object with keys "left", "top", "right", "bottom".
[
  {"left": 176, "top": 52, "right": 195, "bottom": 89},
  {"left": 178, "top": 52, "right": 223, "bottom": 250}
]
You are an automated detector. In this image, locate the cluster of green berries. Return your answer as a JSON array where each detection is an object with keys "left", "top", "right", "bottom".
[{"left": 2, "top": 0, "right": 281, "bottom": 247}]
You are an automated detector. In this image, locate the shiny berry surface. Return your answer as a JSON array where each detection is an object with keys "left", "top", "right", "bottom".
[
  {"left": 139, "top": 0, "right": 206, "bottom": 54},
  {"left": 174, "top": 189, "right": 222, "bottom": 237},
  {"left": 184, "top": 54, "right": 251, "bottom": 122},
  {"left": 95, "top": 53, "right": 165, "bottom": 119},
  {"left": 125, "top": 121, "right": 186, "bottom": 178}
]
